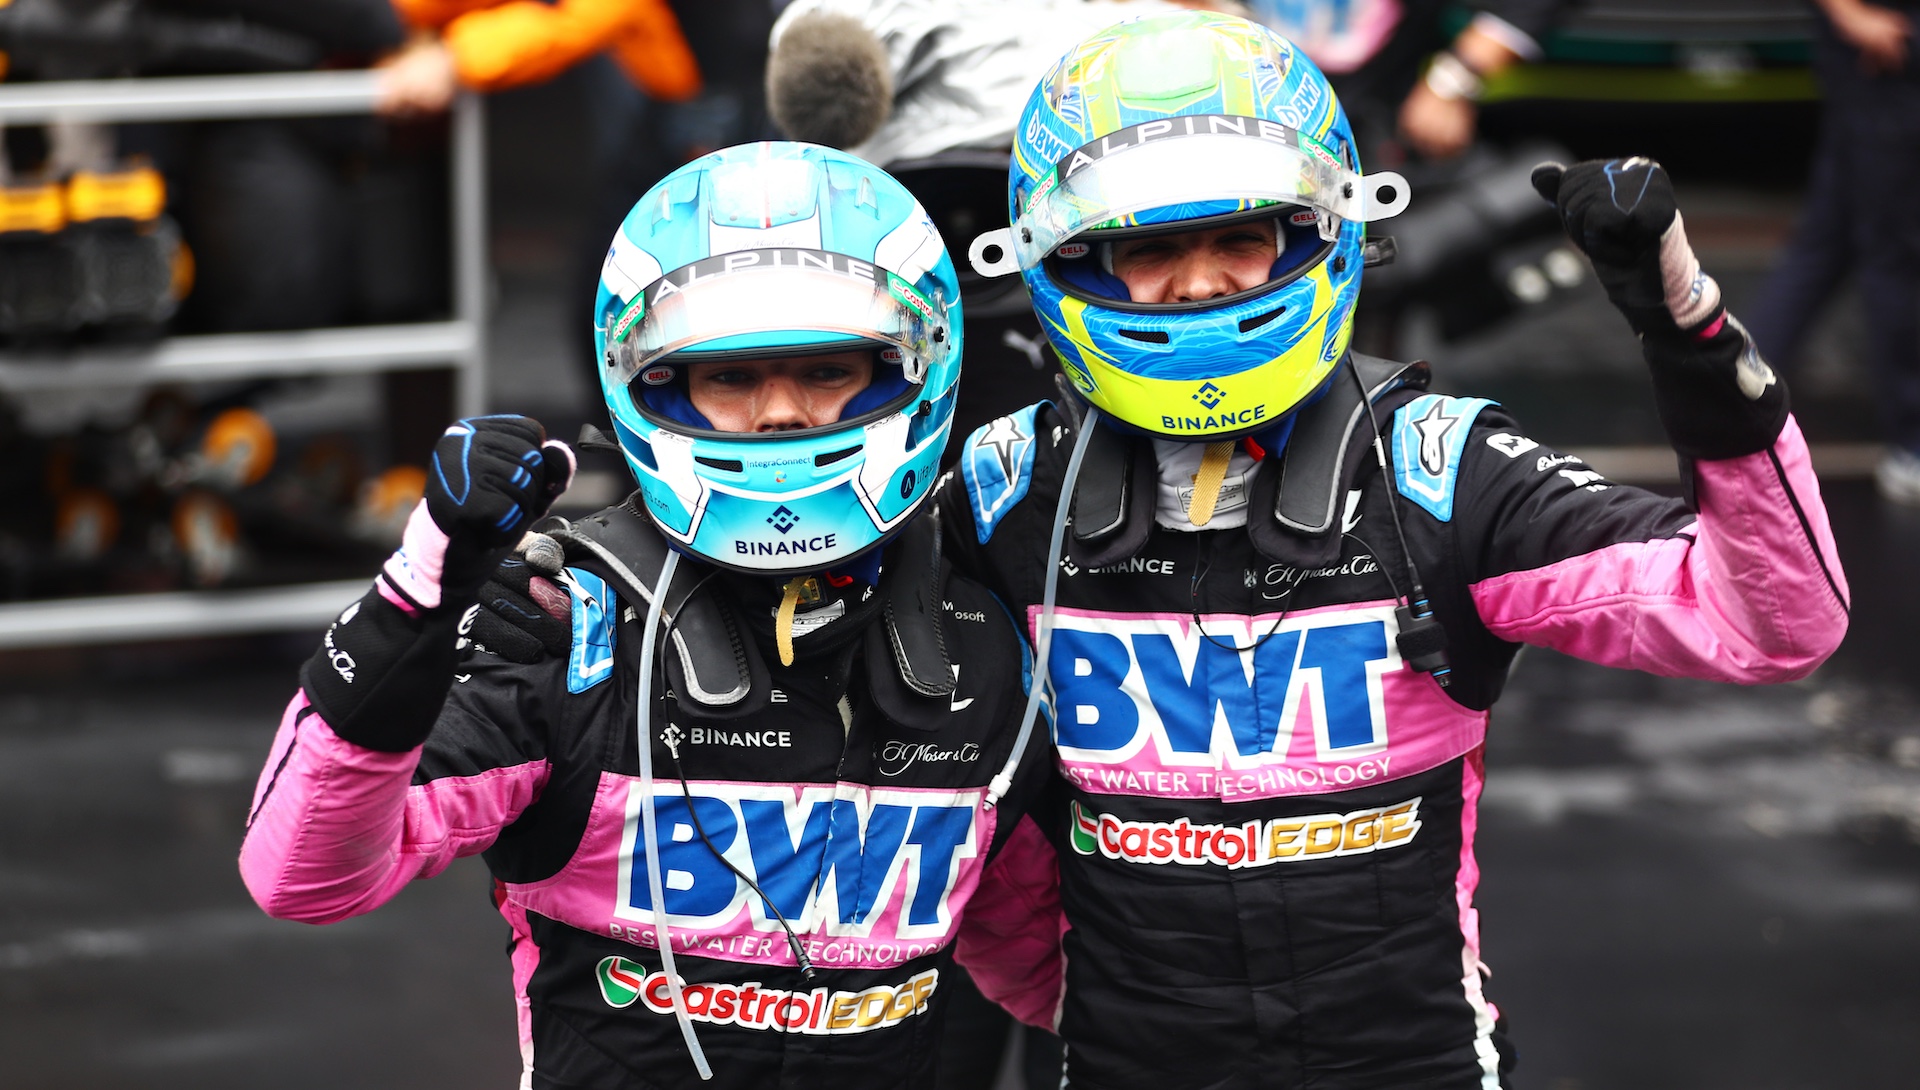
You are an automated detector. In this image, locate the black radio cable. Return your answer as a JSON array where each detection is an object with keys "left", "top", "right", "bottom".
[
  {"left": 1347, "top": 357, "right": 1452, "bottom": 686},
  {"left": 1189, "top": 529, "right": 1294, "bottom": 653}
]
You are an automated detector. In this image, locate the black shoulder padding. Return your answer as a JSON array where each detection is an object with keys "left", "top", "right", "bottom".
[
  {"left": 1066, "top": 422, "right": 1157, "bottom": 570},
  {"left": 1277, "top": 354, "right": 1428, "bottom": 535},
  {"left": 543, "top": 497, "right": 771, "bottom": 719},
  {"left": 865, "top": 512, "right": 955, "bottom": 732},
  {"left": 1069, "top": 421, "right": 1130, "bottom": 541},
  {"left": 1049, "top": 375, "right": 1157, "bottom": 569},
  {"left": 883, "top": 512, "right": 955, "bottom": 697},
  {"left": 1248, "top": 353, "right": 1430, "bottom": 567}
]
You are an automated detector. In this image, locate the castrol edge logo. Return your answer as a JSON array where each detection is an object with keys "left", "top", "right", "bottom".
[
  {"left": 595, "top": 955, "right": 938, "bottom": 1035},
  {"left": 1068, "top": 797, "right": 1422, "bottom": 870}
]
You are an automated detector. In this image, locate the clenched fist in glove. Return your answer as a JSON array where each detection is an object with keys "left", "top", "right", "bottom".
[
  {"left": 302, "top": 417, "right": 574, "bottom": 752},
  {"left": 1533, "top": 158, "right": 1788, "bottom": 460},
  {"left": 383, "top": 416, "right": 576, "bottom": 612}
]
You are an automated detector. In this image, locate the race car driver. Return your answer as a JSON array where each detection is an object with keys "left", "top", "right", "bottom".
[
  {"left": 239, "top": 141, "right": 1051, "bottom": 1089},
  {"left": 941, "top": 11, "right": 1850, "bottom": 1088}
]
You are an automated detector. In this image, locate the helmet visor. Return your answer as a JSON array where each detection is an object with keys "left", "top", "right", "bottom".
[
  {"left": 1010, "top": 116, "right": 1408, "bottom": 269},
  {"left": 606, "top": 248, "right": 953, "bottom": 390}
]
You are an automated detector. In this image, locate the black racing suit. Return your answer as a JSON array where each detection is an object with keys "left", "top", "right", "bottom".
[
  {"left": 241, "top": 506, "right": 1050, "bottom": 1089},
  {"left": 941, "top": 356, "right": 1848, "bottom": 1089}
]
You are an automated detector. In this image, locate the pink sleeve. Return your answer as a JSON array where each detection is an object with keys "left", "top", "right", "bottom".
[
  {"left": 239, "top": 690, "right": 550, "bottom": 924},
  {"left": 954, "top": 815, "right": 1066, "bottom": 1030},
  {"left": 1470, "top": 416, "right": 1849, "bottom": 683}
]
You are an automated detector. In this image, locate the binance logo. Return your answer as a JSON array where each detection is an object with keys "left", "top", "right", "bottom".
[
  {"left": 766, "top": 505, "right": 799, "bottom": 534},
  {"left": 1193, "top": 382, "right": 1226, "bottom": 410}
]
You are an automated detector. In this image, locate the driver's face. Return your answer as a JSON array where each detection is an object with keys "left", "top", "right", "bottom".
[
  {"left": 685, "top": 351, "right": 876, "bottom": 432},
  {"left": 1108, "top": 220, "right": 1278, "bottom": 305}
]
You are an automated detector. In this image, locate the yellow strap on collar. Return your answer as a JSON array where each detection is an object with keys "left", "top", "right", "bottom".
[
  {"left": 1186, "top": 440, "right": 1236, "bottom": 527},
  {"left": 775, "top": 576, "right": 806, "bottom": 666}
]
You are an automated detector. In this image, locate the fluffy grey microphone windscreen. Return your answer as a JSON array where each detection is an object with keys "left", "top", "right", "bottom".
[{"left": 766, "top": 12, "right": 893, "bottom": 150}]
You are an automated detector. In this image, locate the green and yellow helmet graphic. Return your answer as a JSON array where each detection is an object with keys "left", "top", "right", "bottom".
[{"left": 973, "top": 11, "right": 1408, "bottom": 441}]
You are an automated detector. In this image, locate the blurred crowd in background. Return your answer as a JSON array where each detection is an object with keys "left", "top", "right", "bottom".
[{"left": 0, "top": 0, "right": 1913, "bottom": 612}]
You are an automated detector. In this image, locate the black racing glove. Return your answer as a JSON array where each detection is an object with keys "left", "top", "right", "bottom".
[
  {"left": 301, "top": 417, "right": 575, "bottom": 751},
  {"left": 467, "top": 532, "right": 573, "bottom": 665},
  {"left": 394, "top": 415, "right": 577, "bottom": 608},
  {"left": 1533, "top": 158, "right": 1787, "bottom": 460}
]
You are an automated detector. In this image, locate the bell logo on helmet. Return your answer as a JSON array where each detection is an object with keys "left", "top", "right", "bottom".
[
  {"left": 1289, "top": 210, "right": 1320, "bottom": 226},
  {"left": 880, "top": 346, "right": 904, "bottom": 365},
  {"left": 1193, "top": 382, "right": 1226, "bottom": 410},
  {"left": 640, "top": 366, "right": 675, "bottom": 386},
  {"left": 767, "top": 506, "right": 800, "bottom": 534},
  {"left": 1056, "top": 242, "right": 1091, "bottom": 260}
]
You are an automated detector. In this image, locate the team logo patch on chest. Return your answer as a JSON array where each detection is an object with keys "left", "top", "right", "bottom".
[
  {"left": 1068, "top": 797, "right": 1422, "bottom": 869},
  {"left": 595, "top": 955, "right": 938, "bottom": 1035},
  {"left": 601, "top": 781, "right": 991, "bottom": 970},
  {"left": 1036, "top": 603, "right": 1485, "bottom": 800}
]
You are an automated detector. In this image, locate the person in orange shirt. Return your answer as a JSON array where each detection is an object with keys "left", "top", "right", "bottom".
[
  {"left": 376, "top": 0, "right": 702, "bottom": 115},
  {"left": 374, "top": 0, "right": 774, "bottom": 407}
]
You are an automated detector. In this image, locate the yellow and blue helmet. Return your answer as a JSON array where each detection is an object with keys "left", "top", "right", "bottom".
[
  {"left": 971, "top": 11, "right": 1408, "bottom": 441},
  {"left": 594, "top": 142, "right": 962, "bottom": 573}
]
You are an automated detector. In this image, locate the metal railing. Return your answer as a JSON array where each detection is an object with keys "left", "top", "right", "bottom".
[{"left": 0, "top": 70, "right": 488, "bottom": 647}]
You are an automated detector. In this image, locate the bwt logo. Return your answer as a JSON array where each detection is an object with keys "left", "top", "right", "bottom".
[
  {"left": 766, "top": 506, "right": 799, "bottom": 534},
  {"left": 1046, "top": 606, "right": 1403, "bottom": 765},
  {"left": 615, "top": 783, "right": 982, "bottom": 942},
  {"left": 1193, "top": 382, "right": 1226, "bottom": 410}
]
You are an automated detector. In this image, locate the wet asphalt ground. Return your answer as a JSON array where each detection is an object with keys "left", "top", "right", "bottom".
[{"left": 7, "top": 88, "right": 1920, "bottom": 1089}]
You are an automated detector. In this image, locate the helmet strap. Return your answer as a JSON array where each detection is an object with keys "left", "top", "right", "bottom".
[{"left": 774, "top": 574, "right": 812, "bottom": 667}]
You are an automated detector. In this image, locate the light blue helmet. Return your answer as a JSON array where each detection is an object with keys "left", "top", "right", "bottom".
[{"left": 594, "top": 142, "right": 963, "bottom": 574}]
